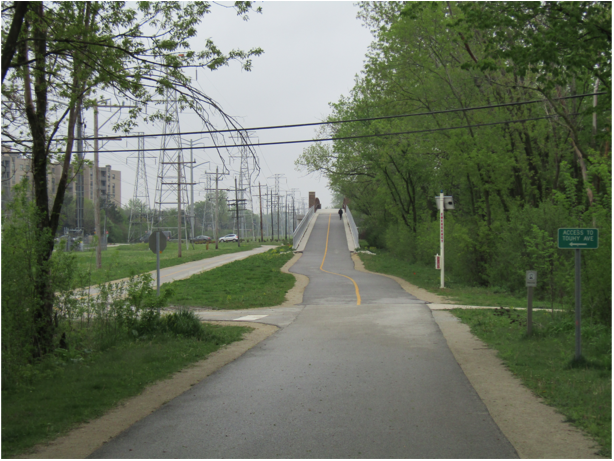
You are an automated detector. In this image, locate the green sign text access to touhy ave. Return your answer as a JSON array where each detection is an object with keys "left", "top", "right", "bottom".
[{"left": 558, "top": 228, "right": 599, "bottom": 249}]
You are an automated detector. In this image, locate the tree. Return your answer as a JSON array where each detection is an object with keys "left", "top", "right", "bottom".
[
  {"left": 1, "top": 1, "right": 263, "bottom": 357},
  {"left": 298, "top": 1, "right": 610, "bottom": 303}
]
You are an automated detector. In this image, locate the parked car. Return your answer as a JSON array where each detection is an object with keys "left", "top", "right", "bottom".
[
  {"left": 190, "top": 235, "right": 212, "bottom": 244},
  {"left": 219, "top": 233, "right": 239, "bottom": 243}
]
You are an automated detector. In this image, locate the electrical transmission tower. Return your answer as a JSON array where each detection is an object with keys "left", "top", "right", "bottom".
[
  {"left": 128, "top": 133, "right": 152, "bottom": 243},
  {"left": 152, "top": 86, "right": 193, "bottom": 252},
  {"left": 269, "top": 174, "right": 286, "bottom": 241},
  {"left": 231, "top": 131, "right": 257, "bottom": 241}
]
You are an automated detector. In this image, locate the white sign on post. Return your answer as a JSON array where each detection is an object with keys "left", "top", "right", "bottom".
[{"left": 434, "top": 194, "right": 454, "bottom": 289}]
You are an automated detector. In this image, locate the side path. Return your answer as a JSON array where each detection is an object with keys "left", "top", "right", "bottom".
[{"left": 80, "top": 245, "right": 278, "bottom": 298}]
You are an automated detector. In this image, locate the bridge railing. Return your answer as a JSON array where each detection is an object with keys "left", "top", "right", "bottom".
[
  {"left": 293, "top": 205, "right": 315, "bottom": 249},
  {"left": 345, "top": 206, "right": 360, "bottom": 250}
]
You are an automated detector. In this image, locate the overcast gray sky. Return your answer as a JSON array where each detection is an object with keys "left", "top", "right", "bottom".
[{"left": 93, "top": 1, "right": 373, "bottom": 211}]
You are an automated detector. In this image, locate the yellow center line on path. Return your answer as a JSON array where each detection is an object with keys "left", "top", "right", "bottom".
[{"left": 320, "top": 213, "right": 361, "bottom": 305}]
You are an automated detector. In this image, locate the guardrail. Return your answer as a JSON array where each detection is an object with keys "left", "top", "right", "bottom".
[
  {"left": 292, "top": 205, "right": 315, "bottom": 249},
  {"left": 345, "top": 206, "right": 360, "bottom": 250}
]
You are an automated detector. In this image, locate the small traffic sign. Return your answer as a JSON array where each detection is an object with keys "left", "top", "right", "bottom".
[
  {"left": 149, "top": 231, "right": 167, "bottom": 254},
  {"left": 558, "top": 228, "right": 599, "bottom": 249},
  {"left": 526, "top": 270, "right": 537, "bottom": 287}
]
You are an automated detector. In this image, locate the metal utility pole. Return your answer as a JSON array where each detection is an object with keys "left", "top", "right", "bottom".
[
  {"left": 289, "top": 188, "right": 299, "bottom": 234},
  {"left": 93, "top": 103, "right": 102, "bottom": 269},
  {"left": 277, "top": 194, "right": 280, "bottom": 242},
  {"left": 190, "top": 140, "right": 195, "bottom": 241},
  {"left": 270, "top": 189, "right": 274, "bottom": 241},
  {"left": 235, "top": 178, "right": 241, "bottom": 247},
  {"left": 178, "top": 152, "right": 182, "bottom": 258},
  {"left": 286, "top": 195, "right": 288, "bottom": 240},
  {"left": 259, "top": 183, "right": 264, "bottom": 242},
  {"left": 215, "top": 166, "right": 219, "bottom": 249}
]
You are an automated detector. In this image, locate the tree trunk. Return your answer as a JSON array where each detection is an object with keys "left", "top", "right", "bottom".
[{"left": 19, "top": 2, "right": 56, "bottom": 357}]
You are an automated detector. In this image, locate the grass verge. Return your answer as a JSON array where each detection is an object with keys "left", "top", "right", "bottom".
[
  {"left": 164, "top": 245, "right": 296, "bottom": 309},
  {"left": 69, "top": 241, "right": 268, "bottom": 287},
  {"left": 358, "top": 250, "right": 560, "bottom": 308},
  {"left": 450, "top": 308, "right": 611, "bottom": 457},
  {"left": 1, "top": 324, "right": 251, "bottom": 458}
]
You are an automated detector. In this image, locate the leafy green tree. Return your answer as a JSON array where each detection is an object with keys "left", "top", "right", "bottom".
[
  {"left": 1, "top": 1, "right": 263, "bottom": 356},
  {"left": 298, "top": 1, "right": 611, "bottom": 312}
]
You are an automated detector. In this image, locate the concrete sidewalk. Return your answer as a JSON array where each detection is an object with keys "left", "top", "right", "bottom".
[{"left": 80, "top": 245, "right": 277, "bottom": 298}]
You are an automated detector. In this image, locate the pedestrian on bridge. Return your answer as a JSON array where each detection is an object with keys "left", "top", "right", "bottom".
[{"left": 338, "top": 208, "right": 343, "bottom": 220}]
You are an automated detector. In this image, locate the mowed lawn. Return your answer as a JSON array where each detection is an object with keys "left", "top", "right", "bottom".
[
  {"left": 69, "top": 241, "right": 267, "bottom": 286},
  {"left": 163, "top": 246, "right": 296, "bottom": 310}
]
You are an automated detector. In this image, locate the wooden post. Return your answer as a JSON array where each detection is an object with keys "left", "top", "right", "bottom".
[
  {"left": 215, "top": 166, "right": 219, "bottom": 250},
  {"left": 527, "top": 286, "right": 533, "bottom": 336},
  {"left": 235, "top": 178, "right": 240, "bottom": 247},
  {"left": 93, "top": 103, "right": 102, "bottom": 269},
  {"left": 177, "top": 152, "right": 182, "bottom": 258},
  {"left": 259, "top": 183, "right": 264, "bottom": 242}
]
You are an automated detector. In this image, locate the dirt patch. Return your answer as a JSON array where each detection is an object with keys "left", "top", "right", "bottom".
[
  {"left": 19, "top": 322, "right": 278, "bottom": 459},
  {"left": 351, "top": 253, "right": 451, "bottom": 304},
  {"left": 433, "top": 311, "right": 603, "bottom": 458}
]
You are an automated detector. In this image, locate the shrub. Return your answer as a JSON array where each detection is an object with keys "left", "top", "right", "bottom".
[{"left": 163, "top": 309, "right": 206, "bottom": 339}]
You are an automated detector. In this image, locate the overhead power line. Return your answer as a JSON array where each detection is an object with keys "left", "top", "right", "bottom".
[
  {"left": 8, "top": 113, "right": 579, "bottom": 156},
  {"left": 2, "top": 92, "right": 605, "bottom": 145}
]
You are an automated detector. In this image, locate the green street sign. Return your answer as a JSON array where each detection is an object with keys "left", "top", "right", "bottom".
[{"left": 558, "top": 228, "right": 599, "bottom": 249}]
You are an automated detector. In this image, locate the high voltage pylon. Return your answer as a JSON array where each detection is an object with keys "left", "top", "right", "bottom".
[
  {"left": 128, "top": 133, "right": 152, "bottom": 243},
  {"left": 231, "top": 131, "right": 257, "bottom": 240},
  {"left": 152, "top": 85, "right": 193, "bottom": 253},
  {"left": 269, "top": 174, "right": 286, "bottom": 241}
]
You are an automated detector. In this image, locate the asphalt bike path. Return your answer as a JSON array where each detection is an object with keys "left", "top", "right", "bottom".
[{"left": 90, "top": 211, "right": 517, "bottom": 458}]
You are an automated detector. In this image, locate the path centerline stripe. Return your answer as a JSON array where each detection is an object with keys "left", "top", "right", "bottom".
[{"left": 319, "top": 213, "right": 361, "bottom": 305}]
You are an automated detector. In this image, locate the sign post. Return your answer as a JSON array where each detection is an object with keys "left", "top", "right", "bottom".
[
  {"left": 434, "top": 193, "right": 454, "bottom": 288},
  {"left": 558, "top": 228, "right": 599, "bottom": 361},
  {"left": 149, "top": 231, "right": 167, "bottom": 298},
  {"left": 525, "top": 271, "right": 537, "bottom": 335},
  {"left": 439, "top": 191, "right": 444, "bottom": 289}
]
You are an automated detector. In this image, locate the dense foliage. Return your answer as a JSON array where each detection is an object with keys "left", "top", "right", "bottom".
[{"left": 297, "top": 1, "right": 611, "bottom": 324}]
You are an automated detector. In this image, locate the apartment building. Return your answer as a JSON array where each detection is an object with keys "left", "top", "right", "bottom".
[{"left": 2, "top": 146, "right": 121, "bottom": 209}]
